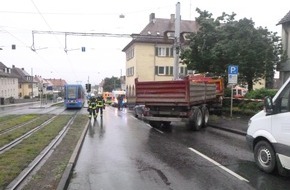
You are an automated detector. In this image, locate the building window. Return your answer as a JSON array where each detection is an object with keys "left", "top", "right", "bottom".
[
  {"left": 179, "top": 66, "right": 187, "bottom": 75},
  {"left": 155, "top": 46, "right": 173, "bottom": 57},
  {"left": 158, "top": 67, "right": 165, "bottom": 75},
  {"left": 126, "top": 47, "right": 134, "bottom": 61},
  {"left": 126, "top": 67, "right": 134, "bottom": 77},
  {"left": 154, "top": 66, "right": 187, "bottom": 76},
  {"left": 155, "top": 66, "right": 173, "bottom": 76}
]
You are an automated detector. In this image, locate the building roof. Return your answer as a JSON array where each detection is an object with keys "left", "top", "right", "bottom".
[
  {"left": 46, "top": 78, "right": 67, "bottom": 87},
  {"left": 11, "top": 65, "right": 31, "bottom": 83},
  {"left": 277, "top": 10, "right": 290, "bottom": 25},
  {"left": 0, "top": 62, "right": 6, "bottom": 70},
  {"left": 140, "top": 13, "right": 198, "bottom": 36},
  {"left": 0, "top": 62, "right": 18, "bottom": 78},
  {"left": 122, "top": 13, "right": 198, "bottom": 51}
]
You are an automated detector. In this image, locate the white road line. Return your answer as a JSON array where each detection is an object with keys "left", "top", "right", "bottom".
[
  {"left": 129, "top": 116, "right": 164, "bottom": 134},
  {"left": 188, "top": 147, "right": 249, "bottom": 182},
  {"left": 145, "top": 123, "right": 164, "bottom": 134}
]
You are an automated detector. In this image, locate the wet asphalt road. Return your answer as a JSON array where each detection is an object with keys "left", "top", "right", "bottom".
[
  {"left": 1, "top": 103, "right": 289, "bottom": 189},
  {"left": 67, "top": 106, "right": 290, "bottom": 190}
]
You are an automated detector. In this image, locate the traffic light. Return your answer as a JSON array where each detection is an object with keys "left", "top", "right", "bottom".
[
  {"left": 85, "top": 83, "right": 91, "bottom": 92},
  {"left": 81, "top": 47, "right": 85, "bottom": 52}
]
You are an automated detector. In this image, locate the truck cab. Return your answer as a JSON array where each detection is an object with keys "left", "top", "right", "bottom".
[{"left": 246, "top": 77, "right": 290, "bottom": 175}]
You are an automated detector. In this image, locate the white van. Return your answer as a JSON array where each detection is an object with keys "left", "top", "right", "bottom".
[{"left": 246, "top": 77, "right": 290, "bottom": 175}]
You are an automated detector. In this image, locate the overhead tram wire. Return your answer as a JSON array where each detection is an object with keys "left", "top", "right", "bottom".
[
  {"left": 30, "top": 0, "right": 64, "bottom": 51},
  {"left": 30, "top": 0, "right": 80, "bottom": 79},
  {"left": 32, "top": 30, "right": 132, "bottom": 38},
  {"left": 31, "top": 30, "right": 133, "bottom": 54}
]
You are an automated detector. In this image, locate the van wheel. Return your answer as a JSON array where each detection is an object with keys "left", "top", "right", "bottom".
[
  {"left": 254, "top": 141, "right": 276, "bottom": 173},
  {"left": 201, "top": 106, "right": 209, "bottom": 127}
]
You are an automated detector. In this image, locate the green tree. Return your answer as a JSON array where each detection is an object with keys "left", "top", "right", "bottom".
[
  {"left": 180, "top": 8, "right": 285, "bottom": 91},
  {"left": 102, "top": 77, "right": 121, "bottom": 92}
]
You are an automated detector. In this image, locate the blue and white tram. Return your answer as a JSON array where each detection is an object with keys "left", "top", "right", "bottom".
[{"left": 64, "top": 84, "right": 85, "bottom": 109}]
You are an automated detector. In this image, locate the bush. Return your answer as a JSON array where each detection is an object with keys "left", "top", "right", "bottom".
[
  {"left": 224, "top": 87, "right": 232, "bottom": 97},
  {"left": 222, "top": 98, "right": 264, "bottom": 116},
  {"left": 245, "top": 88, "right": 278, "bottom": 99},
  {"left": 24, "top": 95, "right": 31, "bottom": 99}
]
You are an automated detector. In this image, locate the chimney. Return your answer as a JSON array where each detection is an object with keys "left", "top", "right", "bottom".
[{"left": 149, "top": 13, "right": 155, "bottom": 23}]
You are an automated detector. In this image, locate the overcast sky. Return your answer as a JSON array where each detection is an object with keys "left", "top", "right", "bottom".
[{"left": 0, "top": 0, "right": 288, "bottom": 85}]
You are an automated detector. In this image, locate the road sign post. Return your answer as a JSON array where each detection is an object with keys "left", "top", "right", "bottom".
[{"left": 228, "top": 65, "right": 239, "bottom": 117}]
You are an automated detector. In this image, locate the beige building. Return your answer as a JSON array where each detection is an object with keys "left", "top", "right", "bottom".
[
  {"left": 122, "top": 13, "right": 197, "bottom": 97},
  {"left": 11, "top": 65, "right": 34, "bottom": 98},
  {"left": 277, "top": 10, "right": 290, "bottom": 85},
  {"left": 0, "top": 62, "right": 18, "bottom": 99}
]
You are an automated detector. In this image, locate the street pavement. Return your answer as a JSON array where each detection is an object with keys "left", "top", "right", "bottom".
[
  {"left": 1, "top": 101, "right": 255, "bottom": 188},
  {"left": 208, "top": 114, "right": 253, "bottom": 136}
]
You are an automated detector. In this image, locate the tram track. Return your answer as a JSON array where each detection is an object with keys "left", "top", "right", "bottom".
[
  {"left": 6, "top": 110, "right": 80, "bottom": 190},
  {"left": 0, "top": 106, "right": 61, "bottom": 134},
  {"left": 0, "top": 115, "right": 57, "bottom": 154},
  {"left": 0, "top": 108, "right": 80, "bottom": 190}
]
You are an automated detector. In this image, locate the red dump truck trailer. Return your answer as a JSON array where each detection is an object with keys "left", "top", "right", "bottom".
[{"left": 133, "top": 76, "right": 223, "bottom": 130}]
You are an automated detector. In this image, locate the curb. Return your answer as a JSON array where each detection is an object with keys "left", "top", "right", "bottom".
[
  {"left": 208, "top": 124, "right": 247, "bottom": 136},
  {"left": 57, "top": 120, "right": 90, "bottom": 190}
]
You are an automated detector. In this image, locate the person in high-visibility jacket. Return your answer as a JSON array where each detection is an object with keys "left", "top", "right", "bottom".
[
  {"left": 96, "top": 94, "right": 105, "bottom": 118},
  {"left": 87, "top": 93, "right": 97, "bottom": 120}
]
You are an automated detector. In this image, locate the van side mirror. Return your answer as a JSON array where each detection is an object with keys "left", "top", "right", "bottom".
[{"left": 264, "top": 96, "right": 274, "bottom": 115}]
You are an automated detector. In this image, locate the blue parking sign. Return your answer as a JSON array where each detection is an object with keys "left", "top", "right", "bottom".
[{"left": 228, "top": 65, "right": 238, "bottom": 74}]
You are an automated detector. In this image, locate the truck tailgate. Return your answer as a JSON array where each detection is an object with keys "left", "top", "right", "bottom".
[{"left": 135, "top": 79, "right": 216, "bottom": 106}]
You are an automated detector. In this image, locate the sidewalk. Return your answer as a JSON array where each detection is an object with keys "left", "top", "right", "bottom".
[{"left": 208, "top": 114, "right": 252, "bottom": 136}]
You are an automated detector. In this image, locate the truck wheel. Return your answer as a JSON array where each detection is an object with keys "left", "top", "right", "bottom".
[
  {"left": 162, "top": 121, "right": 171, "bottom": 127},
  {"left": 254, "top": 140, "right": 276, "bottom": 173},
  {"left": 188, "top": 107, "right": 203, "bottom": 131},
  {"left": 149, "top": 121, "right": 161, "bottom": 128},
  {"left": 201, "top": 106, "right": 209, "bottom": 127}
]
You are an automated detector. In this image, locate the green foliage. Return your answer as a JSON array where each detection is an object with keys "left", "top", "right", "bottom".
[
  {"left": 224, "top": 87, "right": 231, "bottom": 97},
  {"left": 102, "top": 77, "right": 121, "bottom": 92},
  {"left": 180, "top": 8, "right": 285, "bottom": 91},
  {"left": 222, "top": 87, "right": 278, "bottom": 116},
  {"left": 24, "top": 95, "right": 30, "bottom": 99},
  {"left": 222, "top": 98, "right": 264, "bottom": 116},
  {"left": 244, "top": 88, "right": 278, "bottom": 99}
]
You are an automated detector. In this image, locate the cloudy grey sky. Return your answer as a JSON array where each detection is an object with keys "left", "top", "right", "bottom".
[{"left": 0, "top": 0, "right": 288, "bottom": 85}]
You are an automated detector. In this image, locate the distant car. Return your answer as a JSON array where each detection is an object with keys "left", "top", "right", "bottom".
[
  {"left": 57, "top": 97, "right": 63, "bottom": 101},
  {"left": 133, "top": 105, "right": 145, "bottom": 118}
]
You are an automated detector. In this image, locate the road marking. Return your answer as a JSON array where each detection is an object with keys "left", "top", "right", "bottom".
[
  {"left": 146, "top": 123, "right": 164, "bottom": 134},
  {"left": 188, "top": 147, "right": 249, "bottom": 182},
  {"left": 129, "top": 116, "right": 164, "bottom": 133}
]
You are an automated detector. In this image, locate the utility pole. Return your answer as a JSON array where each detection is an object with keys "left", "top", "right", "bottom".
[
  {"left": 31, "top": 68, "right": 33, "bottom": 98},
  {"left": 173, "top": 2, "right": 181, "bottom": 80}
]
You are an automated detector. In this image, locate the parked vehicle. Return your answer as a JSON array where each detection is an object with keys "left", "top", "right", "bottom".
[
  {"left": 103, "top": 91, "right": 113, "bottom": 105},
  {"left": 111, "top": 90, "right": 127, "bottom": 107},
  {"left": 246, "top": 77, "right": 290, "bottom": 175},
  {"left": 64, "top": 84, "right": 85, "bottom": 109},
  {"left": 131, "top": 76, "right": 224, "bottom": 130}
]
